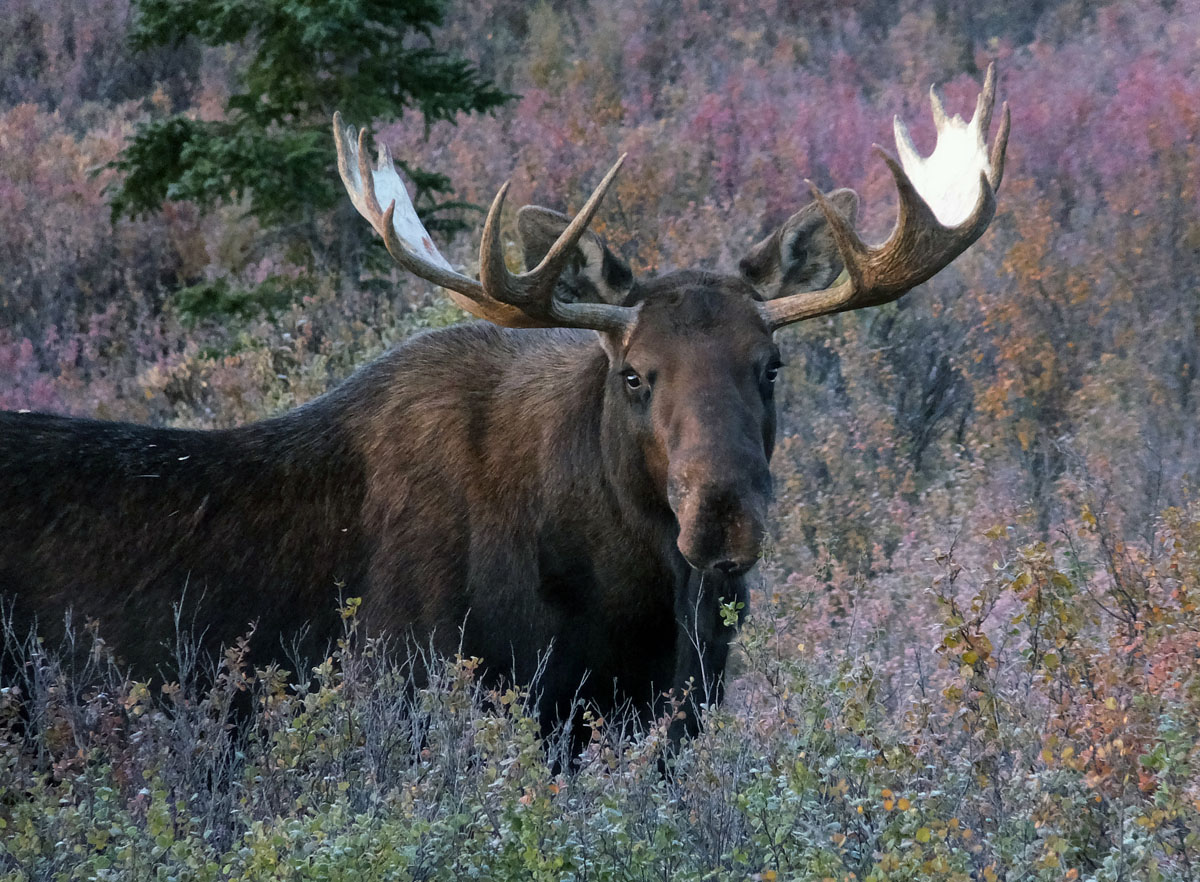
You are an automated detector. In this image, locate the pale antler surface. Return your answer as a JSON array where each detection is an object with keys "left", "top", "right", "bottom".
[
  {"left": 333, "top": 113, "right": 535, "bottom": 328},
  {"left": 760, "top": 62, "right": 1010, "bottom": 329},
  {"left": 333, "top": 113, "right": 636, "bottom": 334}
]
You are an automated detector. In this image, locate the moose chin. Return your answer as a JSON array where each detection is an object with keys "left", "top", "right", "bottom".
[{"left": 0, "top": 67, "right": 1008, "bottom": 744}]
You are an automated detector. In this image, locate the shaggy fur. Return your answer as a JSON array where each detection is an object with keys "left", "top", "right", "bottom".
[{"left": 1, "top": 198, "right": 848, "bottom": 738}]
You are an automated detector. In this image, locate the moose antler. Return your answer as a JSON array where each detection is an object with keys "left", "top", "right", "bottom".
[
  {"left": 332, "top": 113, "right": 636, "bottom": 334},
  {"left": 759, "top": 63, "right": 1010, "bottom": 329}
]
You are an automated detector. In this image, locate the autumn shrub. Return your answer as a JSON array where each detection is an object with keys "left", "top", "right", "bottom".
[
  {"left": 4, "top": 0, "right": 1200, "bottom": 877},
  {"left": 5, "top": 0, "right": 1198, "bottom": 538},
  {"left": 2, "top": 501, "right": 1197, "bottom": 881}
]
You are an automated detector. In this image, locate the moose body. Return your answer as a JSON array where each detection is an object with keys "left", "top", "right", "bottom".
[
  {"left": 0, "top": 68, "right": 1008, "bottom": 739},
  {"left": 1, "top": 316, "right": 747, "bottom": 730}
]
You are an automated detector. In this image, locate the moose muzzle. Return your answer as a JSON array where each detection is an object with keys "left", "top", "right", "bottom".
[{"left": 669, "top": 447, "right": 770, "bottom": 576}]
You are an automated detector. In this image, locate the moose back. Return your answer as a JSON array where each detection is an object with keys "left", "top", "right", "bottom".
[{"left": 0, "top": 68, "right": 1008, "bottom": 737}]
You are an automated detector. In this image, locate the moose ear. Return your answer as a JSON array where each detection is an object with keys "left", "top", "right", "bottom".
[
  {"left": 517, "top": 206, "right": 635, "bottom": 306},
  {"left": 738, "top": 188, "right": 859, "bottom": 300}
]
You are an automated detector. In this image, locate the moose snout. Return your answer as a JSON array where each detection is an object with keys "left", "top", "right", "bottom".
[{"left": 669, "top": 459, "right": 770, "bottom": 577}]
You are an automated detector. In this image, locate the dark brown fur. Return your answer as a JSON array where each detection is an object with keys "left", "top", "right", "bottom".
[{"left": 1, "top": 198, "right": 852, "bottom": 738}]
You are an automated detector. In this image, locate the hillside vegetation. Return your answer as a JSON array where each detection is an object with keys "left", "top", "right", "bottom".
[{"left": 2, "top": 1, "right": 1199, "bottom": 878}]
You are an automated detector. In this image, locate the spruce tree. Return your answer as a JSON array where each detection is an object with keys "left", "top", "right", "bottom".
[{"left": 111, "top": 0, "right": 512, "bottom": 281}]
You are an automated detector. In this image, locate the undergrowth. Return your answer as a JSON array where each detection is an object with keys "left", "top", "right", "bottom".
[{"left": 2, "top": 505, "right": 1198, "bottom": 881}]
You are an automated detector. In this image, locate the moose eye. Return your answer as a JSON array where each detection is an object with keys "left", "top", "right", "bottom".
[
  {"left": 764, "top": 364, "right": 781, "bottom": 383},
  {"left": 623, "top": 369, "right": 642, "bottom": 390}
]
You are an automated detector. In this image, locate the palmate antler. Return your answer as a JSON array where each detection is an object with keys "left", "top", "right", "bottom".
[
  {"left": 758, "top": 63, "right": 1010, "bottom": 328},
  {"left": 334, "top": 63, "right": 1009, "bottom": 335},
  {"left": 332, "top": 113, "right": 636, "bottom": 334}
]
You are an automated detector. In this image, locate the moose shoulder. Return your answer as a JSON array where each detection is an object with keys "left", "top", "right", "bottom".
[{"left": 0, "top": 68, "right": 1009, "bottom": 739}]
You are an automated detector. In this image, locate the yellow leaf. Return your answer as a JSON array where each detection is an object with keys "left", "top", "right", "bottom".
[
  {"left": 897, "top": 798, "right": 911, "bottom": 811},
  {"left": 916, "top": 827, "right": 931, "bottom": 843}
]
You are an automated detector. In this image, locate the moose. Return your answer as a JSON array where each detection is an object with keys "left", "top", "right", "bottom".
[{"left": 0, "top": 67, "right": 1008, "bottom": 740}]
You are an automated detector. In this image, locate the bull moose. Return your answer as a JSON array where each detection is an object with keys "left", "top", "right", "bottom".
[{"left": 0, "top": 67, "right": 1008, "bottom": 739}]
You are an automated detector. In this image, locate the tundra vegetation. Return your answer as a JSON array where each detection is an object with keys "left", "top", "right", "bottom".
[{"left": 2, "top": 0, "right": 1199, "bottom": 879}]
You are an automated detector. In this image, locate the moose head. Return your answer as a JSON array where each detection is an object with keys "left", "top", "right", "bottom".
[{"left": 334, "top": 65, "right": 1008, "bottom": 581}]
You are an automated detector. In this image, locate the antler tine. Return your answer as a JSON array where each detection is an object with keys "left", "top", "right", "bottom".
[
  {"left": 973, "top": 62, "right": 997, "bottom": 139},
  {"left": 480, "top": 155, "right": 637, "bottom": 334},
  {"left": 990, "top": 101, "right": 1011, "bottom": 190},
  {"left": 972, "top": 62, "right": 1011, "bottom": 191},
  {"left": 355, "top": 127, "right": 382, "bottom": 220},
  {"left": 530, "top": 155, "right": 627, "bottom": 282},
  {"left": 480, "top": 180, "right": 517, "bottom": 309},
  {"left": 930, "top": 84, "right": 949, "bottom": 131},
  {"left": 761, "top": 65, "right": 1009, "bottom": 330}
]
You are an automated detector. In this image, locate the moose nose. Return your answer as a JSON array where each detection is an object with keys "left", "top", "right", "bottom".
[{"left": 671, "top": 475, "right": 768, "bottom": 577}]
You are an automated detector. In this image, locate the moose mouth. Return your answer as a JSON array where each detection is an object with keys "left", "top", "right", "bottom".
[
  {"left": 685, "top": 556, "right": 756, "bottom": 577},
  {"left": 672, "top": 488, "right": 767, "bottom": 578}
]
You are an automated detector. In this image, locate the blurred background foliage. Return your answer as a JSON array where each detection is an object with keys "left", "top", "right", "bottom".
[
  {"left": 108, "top": 0, "right": 513, "bottom": 272},
  {"left": 2, "top": 0, "right": 1200, "bottom": 878}
]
